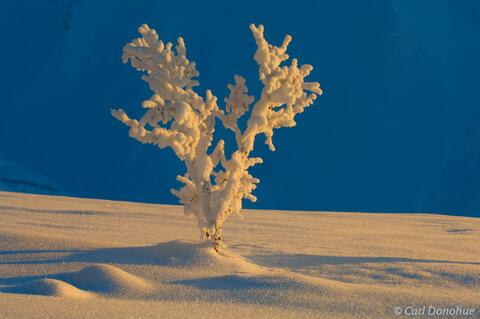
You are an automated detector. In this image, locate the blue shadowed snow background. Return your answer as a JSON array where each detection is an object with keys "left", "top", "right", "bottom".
[{"left": 0, "top": 0, "right": 479, "bottom": 216}]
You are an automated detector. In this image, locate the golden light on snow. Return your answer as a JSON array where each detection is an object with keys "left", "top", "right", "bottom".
[{"left": 1, "top": 191, "right": 479, "bottom": 318}]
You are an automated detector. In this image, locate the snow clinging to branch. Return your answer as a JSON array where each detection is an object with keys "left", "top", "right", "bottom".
[{"left": 112, "top": 23, "right": 322, "bottom": 251}]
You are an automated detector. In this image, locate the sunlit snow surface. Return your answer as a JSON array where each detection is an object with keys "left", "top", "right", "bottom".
[{"left": 0, "top": 191, "right": 479, "bottom": 318}]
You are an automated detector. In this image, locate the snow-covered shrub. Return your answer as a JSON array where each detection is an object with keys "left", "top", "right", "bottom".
[{"left": 112, "top": 24, "right": 322, "bottom": 251}]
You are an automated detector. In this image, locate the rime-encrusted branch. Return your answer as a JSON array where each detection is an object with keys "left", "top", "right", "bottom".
[
  {"left": 216, "top": 75, "right": 254, "bottom": 147},
  {"left": 241, "top": 24, "right": 322, "bottom": 152},
  {"left": 112, "top": 23, "right": 322, "bottom": 251},
  {"left": 111, "top": 24, "right": 218, "bottom": 161}
]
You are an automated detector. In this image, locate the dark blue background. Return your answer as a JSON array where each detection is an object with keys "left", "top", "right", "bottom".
[{"left": 1, "top": 0, "right": 479, "bottom": 216}]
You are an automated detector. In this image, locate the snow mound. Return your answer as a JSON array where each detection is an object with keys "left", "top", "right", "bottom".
[
  {"left": 2, "top": 192, "right": 480, "bottom": 318},
  {"left": 60, "top": 264, "right": 153, "bottom": 294},
  {"left": 3, "top": 278, "right": 92, "bottom": 299},
  {"left": 71, "top": 240, "right": 267, "bottom": 274},
  {"left": 136, "top": 240, "right": 265, "bottom": 272}
]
